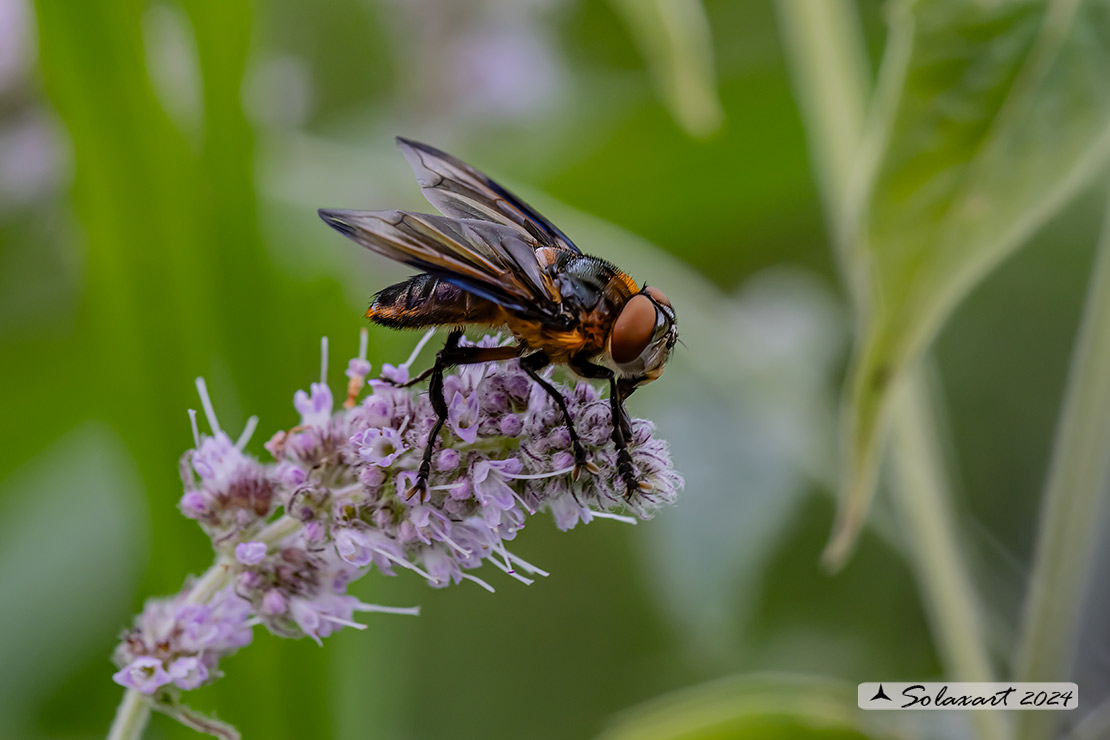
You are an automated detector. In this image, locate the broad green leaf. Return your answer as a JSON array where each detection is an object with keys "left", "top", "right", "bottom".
[
  {"left": 597, "top": 674, "right": 900, "bottom": 740},
  {"left": 826, "top": 0, "right": 1110, "bottom": 565}
]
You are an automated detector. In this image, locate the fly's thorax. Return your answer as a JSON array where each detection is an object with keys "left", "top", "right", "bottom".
[
  {"left": 551, "top": 255, "right": 638, "bottom": 317},
  {"left": 531, "top": 255, "right": 634, "bottom": 358}
]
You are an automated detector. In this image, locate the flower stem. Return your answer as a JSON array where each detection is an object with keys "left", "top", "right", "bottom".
[
  {"left": 106, "top": 688, "right": 151, "bottom": 740},
  {"left": 258, "top": 514, "right": 301, "bottom": 546},
  {"left": 1014, "top": 193, "right": 1110, "bottom": 740},
  {"left": 184, "top": 561, "right": 233, "bottom": 606}
]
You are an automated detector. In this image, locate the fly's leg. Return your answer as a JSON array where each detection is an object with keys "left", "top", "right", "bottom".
[
  {"left": 407, "top": 330, "right": 522, "bottom": 501},
  {"left": 391, "top": 365, "right": 435, "bottom": 388},
  {"left": 519, "top": 352, "right": 597, "bottom": 480},
  {"left": 570, "top": 355, "right": 644, "bottom": 498}
]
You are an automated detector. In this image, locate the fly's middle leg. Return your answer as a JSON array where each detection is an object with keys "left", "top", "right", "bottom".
[
  {"left": 406, "top": 331, "right": 522, "bottom": 501},
  {"left": 519, "top": 352, "right": 597, "bottom": 479}
]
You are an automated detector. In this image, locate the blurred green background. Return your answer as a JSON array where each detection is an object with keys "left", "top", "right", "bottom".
[{"left": 1, "top": 1, "right": 1105, "bottom": 738}]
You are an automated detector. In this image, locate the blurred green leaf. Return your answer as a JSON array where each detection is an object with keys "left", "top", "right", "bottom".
[
  {"left": 608, "top": 0, "right": 724, "bottom": 137},
  {"left": 827, "top": 0, "right": 1110, "bottom": 565},
  {"left": 32, "top": 2, "right": 348, "bottom": 738},
  {"left": 0, "top": 425, "right": 146, "bottom": 735},
  {"left": 598, "top": 674, "right": 898, "bottom": 740}
]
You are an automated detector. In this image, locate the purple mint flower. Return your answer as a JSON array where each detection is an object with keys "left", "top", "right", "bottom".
[
  {"left": 359, "top": 464, "right": 386, "bottom": 488},
  {"left": 547, "top": 426, "right": 572, "bottom": 449},
  {"left": 503, "top": 369, "right": 531, "bottom": 401},
  {"left": 175, "top": 604, "right": 219, "bottom": 652},
  {"left": 289, "top": 599, "right": 323, "bottom": 644},
  {"left": 182, "top": 428, "right": 276, "bottom": 539},
  {"left": 357, "top": 529, "right": 408, "bottom": 576},
  {"left": 445, "top": 479, "right": 472, "bottom": 500},
  {"left": 354, "top": 427, "right": 407, "bottom": 467},
  {"left": 551, "top": 450, "right": 575, "bottom": 471},
  {"left": 447, "top": 391, "right": 481, "bottom": 444},
  {"left": 179, "top": 491, "right": 209, "bottom": 520},
  {"left": 374, "top": 362, "right": 408, "bottom": 385},
  {"left": 206, "top": 587, "right": 254, "bottom": 650},
  {"left": 499, "top": 414, "right": 522, "bottom": 437},
  {"left": 276, "top": 462, "right": 307, "bottom": 488},
  {"left": 421, "top": 547, "right": 462, "bottom": 587},
  {"left": 261, "top": 589, "right": 287, "bottom": 615},
  {"left": 335, "top": 528, "right": 373, "bottom": 567},
  {"left": 191, "top": 432, "right": 246, "bottom": 485},
  {"left": 398, "top": 503, "right": 454, "bottom": 547},
  {"left": 289, "top": 593, "right": 418, "bottom": 645},
  {"left": 294, "top": 382, "right": 334, "bottom": 427},
  {"left": 575, "top": 403, "right": 612, "bottom": 446},
  {"left": 303, "top": 520, "right": 326, "bottom": 544},
  {"left": 358, "top": 395, "right": 394, "bottom": 428},
  {"left": 483, "top": 389, "right": 510, "bottom": 414},
  {"left": 113, "top": 657, "right": 172, "bottom": 694},
  {"left": 435, "top": 447, "right": 461, "bottom": 471},
  {"left": 235, "top": 541, "right": 267, "bottom": 565},
  {"left": 548, "top": 492, "right": 592, "bottom": 531},
  {"left": 408, "top": 504, "right": 451, "bottom": 542},
  {"left": 472, "top": 457, "right": 524, "bottom": 511},
  {"left": 346, "top": 358, "right": 371, "bottom": 379},
  {"left": 167, "top": 656, "right": 209, "bottom": 690}
]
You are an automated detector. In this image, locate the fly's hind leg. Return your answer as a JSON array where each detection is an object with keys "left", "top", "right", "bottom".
[
  {"left": 407, "top": 330, "right": 522, "bottom": 501},
  {"left": 519, "top": 352, "right": 597, "bottom": 480},
  {"left": 570, "top": 355, "right": 644, "bottom": 498}
]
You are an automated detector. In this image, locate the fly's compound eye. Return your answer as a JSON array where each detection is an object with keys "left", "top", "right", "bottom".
[
  {"left": 611, "top": 293, "right": 656, "bottom": 364},
  {"left": 644, "top": 285, "right": 671, "bottom": 309}
]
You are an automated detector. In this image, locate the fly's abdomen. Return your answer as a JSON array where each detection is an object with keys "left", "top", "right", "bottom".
[{"left": 367, "top": 274, "right": 501, "bottom": 328}]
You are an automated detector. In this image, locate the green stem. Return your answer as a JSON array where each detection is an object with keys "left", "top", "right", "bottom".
[
  {"left": 107, "top": 688, "right": 151, "bottom": 740},
  {"left": 106, "top": 514, "right": 303, "bottom": 739},
  {"left": 1014, "top": 193, "right": 1110, "bottom": 740},
  {"left": 184, "top": 561, "right": 234, "bottom": 606},
  {"left": 889, "top": 368, "right": 1008, "bottom": 740},
  {"left": 258, "top": 514, "right": 302, "bottom": 546}
]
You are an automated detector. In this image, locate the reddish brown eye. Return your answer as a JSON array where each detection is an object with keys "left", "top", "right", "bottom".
[
  {"left": 644, "top": 286, "right": 671, "bottom": 309},
  {"left": 611, "top": 294, "right": 656, "bottom": 364}
]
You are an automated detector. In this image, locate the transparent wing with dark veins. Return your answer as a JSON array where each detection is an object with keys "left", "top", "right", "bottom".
[
  {"left": 396, "top": 137, "right": 581, "bottom": 255},
  {"left": 317, "top": 208, "right": 562, "bottom": 320}
]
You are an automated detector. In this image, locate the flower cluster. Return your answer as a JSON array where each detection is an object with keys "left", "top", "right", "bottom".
[
  {"left": 112, "top": 331, "right": 682, "bottom": 710},
  {"left": 112, "top": 585, "right": 252, "bottom": 694}
]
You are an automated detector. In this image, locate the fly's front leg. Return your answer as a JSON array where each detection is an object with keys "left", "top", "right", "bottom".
[
  {"left": 520, "top": 352, "right": 598, "bottom": 480},
  {"left": 407, "top": 331, "right": 522, "bottom": 501},
  {"left": 571, "top": 355, "right": 643, "bottom": 498}
]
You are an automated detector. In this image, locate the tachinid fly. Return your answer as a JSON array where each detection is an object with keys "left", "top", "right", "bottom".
[{"left": 318, "top": 138, "right": 677, "bottom": 500}]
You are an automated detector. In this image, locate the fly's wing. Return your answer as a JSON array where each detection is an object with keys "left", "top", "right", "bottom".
[
  {"left": 318, "top": 208, "right": 561, "bottom": 319},
  {"left": 396, "top": 137, "right": 581, "bottom": 255}
]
